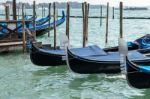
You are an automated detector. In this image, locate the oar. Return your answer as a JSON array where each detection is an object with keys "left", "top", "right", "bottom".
[{"left": 118, "top": 2, "right": 128, "bottom": 74}]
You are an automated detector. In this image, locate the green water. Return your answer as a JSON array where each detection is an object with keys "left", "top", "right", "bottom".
[{"left": 1, "top": 8, "right": 150, "bottom": 98}]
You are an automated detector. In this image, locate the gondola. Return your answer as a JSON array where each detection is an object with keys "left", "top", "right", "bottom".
[
  {"left": 0, "top": 15, "right": 37, "bottom": 39},
  {"left": 66, "top": 46, "right": 150, "bottom": 74},
  {"left": 30, "top": 44, "right": 107, "bottom": 66},
  {"left": 30, "top": 40, "right": 150, "bottom": 68},
  {"left": 33, "top": 10, "right": 65, "bottom": 36},
  {"left": 0, "top": 13, "right": 49, "bottom": 37},
  {"left": 104, "top": 34, "right": 150, "bottom": 52},
  {"left": 19, "top": 10, "right": 65, "bottom": 36},
  {"left": 126, "top": 57, "right": 150, "bottom": 89},
  {"left": 35, "top": 14, "right": 50, "bottom": 26}
]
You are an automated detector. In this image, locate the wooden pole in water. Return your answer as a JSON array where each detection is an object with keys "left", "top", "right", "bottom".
[
  {"left": 105, "top": 2, "right": 109, "bottom": 45},
  {"left": 13, "top": 0, "right": 17, "bottom": 20},
  {"left": 66, "top": 2, "right": 70, "bottom": 39},
  {"left": 44, "top": 7, "right": 46, "bottom": 17},
  {"left": 120, "top": 2, "right": 123, "bottom": 38},
  {"left": 112, "top": 7, "right": 115, "bottom": 19},
  {"left": 42, "top": 6, "right": 43, "bottom": 18},
  {"left": 22, "top": 4, "right": 26, "bottom": 53},
  {"left": 24, "top": 6, "right": 26, "bottom": 17},
  {"left": 100, "top": 5, "right": 103, "bottom": 26},
  {"left": 53, "top": 2, "right": 57, "bottom": 50},
  {"left": 48, "top": 3, "right": 51, "bottom": 37},
  {"left": 86, "top": 3, "right": 89, "bottom": 42},
  {"left": 82, "top": 2, "right": 89, "bottom": 47},
  {"left": 5, "top": 5, "right": 10, "bottom": 20},
  {"left": 33, "top": 1, "right": 36, "bottom": 39},
  {"left": 82, "top": 2, "right": 85, "bottom": 47},
  {"left": 17, "top": 6, "right": 20, "bottom": 19}
]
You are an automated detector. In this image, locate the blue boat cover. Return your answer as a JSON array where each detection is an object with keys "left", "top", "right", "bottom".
[
  {"left": 139, "top": 66, "right": 150, "bottom": 73},
  {"left": 134, "top": 34, "right": 150, "bottom": 49},
  {"left": 82, "top": 51, "right": 148, "bottom": 62},
  {"left": 40, "top": 45, "right": 107, "bottom": 56},
  {"left": 18, "top": 11, "right": 65, "bottom": 32}
]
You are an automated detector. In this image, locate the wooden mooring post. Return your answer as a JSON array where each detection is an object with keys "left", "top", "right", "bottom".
[
  {"left": 13, "top": 0, "right": 17, "bottom": 20},
  {"left": 53, "top": 2, "right": 57, "bottom": 50},
  {"left": 66, "top": 2, "right": 70, "bottom": 39},
  {"left": 42, "top": 5, "right": 44, "bottom": 18},
  {"left": 105, "top": 2, "right": 109, "bottom": 45},
  {"left": 44, "top": 7, "right": 46, "bottom": 17},
  {"left": 120, "top": 2, "right": 123, "bottom": 38},
  {"left": 100, "top": 5, "right": 103, "bottom": 26},
  {"left": 56, "top": 8, "right": 58, "bottom": 20},
  {"left": 82, "top": 2, "right": 89, "bottom": 47},
  {"left": 22, "top": 4, "right": 26, "bottom": 53},
  {"left": 5, "top": 5, "right": 10, "bottom": 20},
  {"left": 82, "top": 3, "right": 85, "bottom": 47},
  {"left": 86, "top": 3, "right": 89, "bottom": 41},
  {"left": 48, "top": 3, "right": 51, "bottom": 37},
  {"left": 17, "top": 6, "right": 20, "bottom": 19},
  {"left": 33, "top": 1, "right": 36, "bottom": 39},
  {"left": 112, "top": 7, "right": 115, "bottom": 19}
]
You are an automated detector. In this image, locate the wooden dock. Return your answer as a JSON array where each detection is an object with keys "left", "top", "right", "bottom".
[
  {"left": 0, "top": 19, "right": 38, "bottom": 53},
  {"left": 0, "top": 41, "right": 42, "bottom": 52}
]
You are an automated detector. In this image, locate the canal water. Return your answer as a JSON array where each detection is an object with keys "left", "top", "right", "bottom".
[{"left": 0, "top": 8, "right": 150, "bottom": 98}]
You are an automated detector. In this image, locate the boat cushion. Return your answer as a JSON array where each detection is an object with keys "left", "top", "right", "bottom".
[
  {"left": 83, "top": 51, "right": 148, "bottom": 62},
  {"left": 40, "top": 45, "right": 107, "bottom": 56}
]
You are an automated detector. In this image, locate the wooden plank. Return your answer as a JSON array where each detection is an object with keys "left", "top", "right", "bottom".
[
  {"left": 0, "top": 41, "right": 41, "bottom": 47},
  {"left": 0, "top": 41, "right": 26, "bottom": 47},
  {"left": 0, "top": 20, "right": 31, "bottom": 23}
]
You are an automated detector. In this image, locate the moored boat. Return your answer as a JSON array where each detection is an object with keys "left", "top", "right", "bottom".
[
  {"left": 66, "top": 46, "right": 150, "bottom": 74},
  {"left": 126, "top": 56, "right": 150, "bottom": 89}
]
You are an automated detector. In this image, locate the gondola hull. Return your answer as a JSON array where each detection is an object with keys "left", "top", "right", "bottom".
[
  {"left": 30, "top": 44, "right": 66, "bottom": 66},
  {"left": 67, "top": 48, "right": 150, "bottom": 74},
  {"left": 126, "top": 57, "right": 150, "bottom": 89},
  {"left": 127, "top": 72, "right": 150, "bottom": 89}
]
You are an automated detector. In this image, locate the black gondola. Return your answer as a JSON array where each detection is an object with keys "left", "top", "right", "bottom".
[
  {"left": 126, "top": 57, "right": 150, "bottom": 89},
  {"left": 66, "top": 46, "right": 150, "bottom": 74},
  {"left": 30, "top": 44, "right": 107, "bottom": 66}
]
